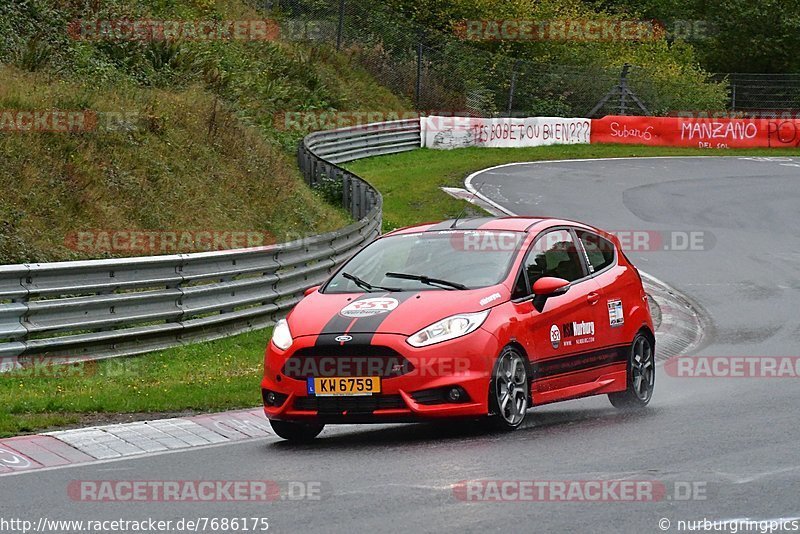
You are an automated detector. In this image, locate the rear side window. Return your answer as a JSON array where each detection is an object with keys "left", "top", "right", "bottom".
[{"left": 578, "top": 231, "right": 615, "bottom": 273}]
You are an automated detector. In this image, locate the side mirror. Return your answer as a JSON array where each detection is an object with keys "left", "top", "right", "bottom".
[
  {"left": 532, "top": 277, "right": 570, "bottom": 312},
  {"left": 304, "top": 285, "right": 321, "bottom": 297}
]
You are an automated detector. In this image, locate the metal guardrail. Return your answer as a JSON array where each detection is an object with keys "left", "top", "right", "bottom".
[{"left": 0, "top": 119, "right": 421, "bottom": 364}]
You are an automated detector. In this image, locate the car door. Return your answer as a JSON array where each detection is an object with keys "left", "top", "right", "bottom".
[
  {"left": 512, "top": 228, "right": 607, "bottom": 398},
  {"left": 575, "top": 229, "right": 631, "bottom": 351}
]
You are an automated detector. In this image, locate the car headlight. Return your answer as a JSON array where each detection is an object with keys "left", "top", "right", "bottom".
[
  {"left": 407, "top": 310, "right": 490, "bottom": 348},
  {"left": 271, "top": 319, "right": 293, "bottom": 351}
]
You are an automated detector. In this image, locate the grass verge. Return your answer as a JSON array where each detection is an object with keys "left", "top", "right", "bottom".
[
  {"left": 3, "top": 143, "right": 800, "bottom": 436},
  {"left": 0, "top": 329, "right": 268, "bottom": 437}
]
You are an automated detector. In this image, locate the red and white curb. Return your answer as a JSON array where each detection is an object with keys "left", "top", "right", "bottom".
[
  {"left": 0, "top": 409, "right": 272, "bottom": 476},
  {"left": 641, "top": 272, "right": 708, "bottom": 361}
]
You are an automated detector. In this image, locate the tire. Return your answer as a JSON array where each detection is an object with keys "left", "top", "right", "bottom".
[
  {"left": 609, "top": 332, "right": 655, "bottom": 410},
  {"left": 487, "top": 346, "right": 530, "bottom": 430},
  {"left": 269, "top": 419, "right": 324, "bottom": 442}
]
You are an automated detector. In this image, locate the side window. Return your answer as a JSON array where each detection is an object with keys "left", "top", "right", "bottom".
[
  {"left": 514, "top": 229, "right": 586, "bottom": 298},
  {"left": 577, "top": 231, "right": 615, "bottom": 273}
]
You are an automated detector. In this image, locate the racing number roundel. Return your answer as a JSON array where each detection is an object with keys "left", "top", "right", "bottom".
[
  {"left": 550, "top": 324, "right": 561, "bottom": 349},
  {"left": 340, "top": 297, "right": 400, "bottom": 318}
]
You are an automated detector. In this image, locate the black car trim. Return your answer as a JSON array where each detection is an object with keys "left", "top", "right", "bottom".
[{"left": 530, "top": 344, "right": 629, "bottom": 381}]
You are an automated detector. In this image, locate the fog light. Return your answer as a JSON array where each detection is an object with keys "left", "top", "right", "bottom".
[
  {"left": 448, "top": 387, "right": 463, "bottom": 402},
  {"left": 262, "top": 389, "right": 287, "bottom": 408}
]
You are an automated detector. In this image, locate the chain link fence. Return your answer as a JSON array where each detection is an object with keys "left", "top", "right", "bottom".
[
  {"left": 250, "top": 0, "right": 800, "bottom": 117},
  {"left": 711, "top": 74, "right": 800, "bottom": 115}
]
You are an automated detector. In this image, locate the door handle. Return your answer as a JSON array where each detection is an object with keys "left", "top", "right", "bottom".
[{"left": 587, "top": 292, "right": 600, "bottom": 305}]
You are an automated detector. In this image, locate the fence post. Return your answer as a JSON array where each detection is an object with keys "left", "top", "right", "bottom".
[
  {"left": 415, "top": 30, "right": 424, "bottom": 110},
  {"left": 619, "top": 63, "right": 630, "bottom": 115},
  {"left": 336, "top": 0, "right": 345, "bottom": 50},
  {"left": 507, "top": 59, "right": 520, "bottom": 117}
]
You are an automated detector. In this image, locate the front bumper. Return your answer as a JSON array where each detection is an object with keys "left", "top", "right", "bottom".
[{"left": 261, "top": 329, "right": 500, "bottom": 423}]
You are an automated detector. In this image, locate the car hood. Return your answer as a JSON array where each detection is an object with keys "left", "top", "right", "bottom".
[{"left": 287, "top": 287, "right": 509, "bottom": 337}]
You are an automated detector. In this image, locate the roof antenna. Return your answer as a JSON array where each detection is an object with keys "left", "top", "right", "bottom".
[{"left": 451, "top": 181, "right": 487, "bottom": 229}]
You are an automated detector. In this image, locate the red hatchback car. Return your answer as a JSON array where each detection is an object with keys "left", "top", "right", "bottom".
[{"left": 262, "top": 217, "right": 655, "bottom": 441}]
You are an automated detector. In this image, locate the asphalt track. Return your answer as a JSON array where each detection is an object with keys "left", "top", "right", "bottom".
[{"left": 4, "top": 156, "right": 800, "bottom": 533}]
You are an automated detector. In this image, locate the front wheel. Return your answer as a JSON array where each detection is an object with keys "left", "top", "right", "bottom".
[
  {"left": 269, "top": 419, "right": 324, "bottom": 442},
  {"left": 488, "top": 346, "right": 530, "bottom": 430},
  {"left": 609, "top": 332, "right": 655, "bottom": 410}
]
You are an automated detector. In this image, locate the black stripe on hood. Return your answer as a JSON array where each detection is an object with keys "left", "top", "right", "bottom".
[{"left": 316, "top": 292, "right": 417, "bottom": 345}]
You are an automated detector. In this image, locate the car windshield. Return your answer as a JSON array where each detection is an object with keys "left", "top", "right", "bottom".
[{"left": 324, "top": 230, "right": 525, "bottom": 293}]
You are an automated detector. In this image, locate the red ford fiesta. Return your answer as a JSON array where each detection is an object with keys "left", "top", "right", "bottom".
[{"left": 262, "top": 217, "right": 655, "bottom": 441}]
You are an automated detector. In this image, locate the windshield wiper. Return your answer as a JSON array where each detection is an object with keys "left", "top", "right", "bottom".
[
  {"left": 342, "top": 272, "right": 402, "bottom": 292},
  {"left": 385, "top": 272, "right": 468, "bottom": 290}
]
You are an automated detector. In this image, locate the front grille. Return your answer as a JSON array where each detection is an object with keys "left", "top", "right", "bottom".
[
  {"left": 283, "top": 344, "right": 414, "bottom": 380},
  {"left": 294, "top": 394, "right": 405, "bottom": 413}
]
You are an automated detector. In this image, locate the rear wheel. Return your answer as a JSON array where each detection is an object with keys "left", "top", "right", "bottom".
[
  {"left": 269, "top": 419, "right": 324, "bottom": 442},
  {"left": 609, "top": 332, "right": 655, "bottom": 409},
  {"left": 488, "top": 346, "right": 529, "bottom": 430}
]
